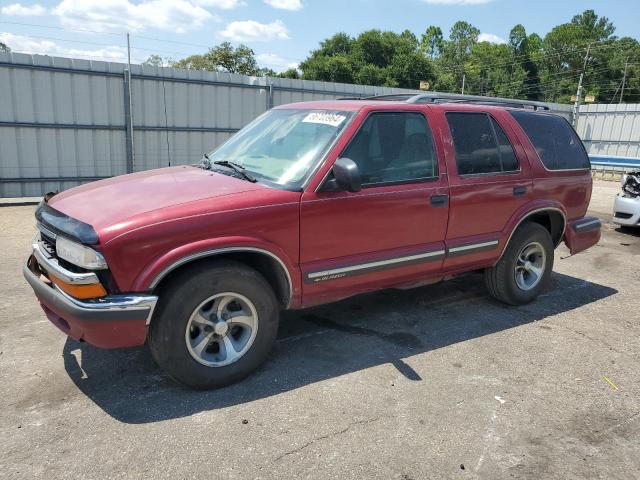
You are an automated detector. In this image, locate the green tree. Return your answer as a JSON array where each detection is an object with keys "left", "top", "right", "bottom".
[
  {"left": 166, "top": 9, "right": 639, "bottom": 104},
  {"left": 278, "top": 67, "right": 300, "bottom": 79},
  {"left": 317, "top": 32, "right": 353, "bottom": 56},
  {"left": 541, "top": 9, "right": 617, "bottom": 102},
  {"left": 256, "top": 67, "right": 278, "bottom": 77},
  {"left": 571, "top": 9, "right": 615, "bottom": 42},
  {"left": 299, "top": 29, "right": 435, "bottom": 88},
  {"left": 508, "top": 25, "right": 542, "bottom": 99},
  {"left": 142, "top": 54, "right": 164, "bottom": 67},
  {"left": 439, "top": 21, "right": 481, "bottom": 92},
  {"left": 0, "top": 42, "right": 10, "bottom": 53},
  {"left": 173, "top": 42, "right": 259, "bottom": 75},
  {"left": 421, "top": 26, "right": 444, "bottom": 58}
]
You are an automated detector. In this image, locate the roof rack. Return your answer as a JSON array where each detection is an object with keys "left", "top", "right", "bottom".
[{"left": 358, "top": 92, "right": 550, "bottom": 111}]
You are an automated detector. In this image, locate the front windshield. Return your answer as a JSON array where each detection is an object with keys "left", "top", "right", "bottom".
[{"left": 206, "top": 108, "right": 353, "bottom": 189}]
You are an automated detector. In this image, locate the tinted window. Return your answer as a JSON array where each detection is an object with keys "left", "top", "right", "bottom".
[
  {"left": 207, "top": 108, "right": 353, "bottom": 188},
  {"left": 510, "top": 111, "right": 590, "bottom": 170},
  {"left": 341, "top": 112, "right": 438, "bottom": 185},
  {"left": 446, "top": 112, "right": 519, "bottom": 175}
]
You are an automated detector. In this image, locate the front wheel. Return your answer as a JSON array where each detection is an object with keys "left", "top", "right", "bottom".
[
  {"left": 148, "top": 260, "right": 279, "bottom": 390},
  {"left": 484, "top": 222, "right": 554, "bottom": 305}
]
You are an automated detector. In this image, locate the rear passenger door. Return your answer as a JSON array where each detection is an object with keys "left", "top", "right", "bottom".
[{"left": 441, "top": 110, "right": 532, "bottom": 269}]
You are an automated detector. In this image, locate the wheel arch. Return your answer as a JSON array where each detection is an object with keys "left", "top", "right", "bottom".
[
  {"left": 497, "top": 207, "right": 566, "bottom": 263},
  {"left": 149, "top": 247, "right": 293, "bottom": 310}
]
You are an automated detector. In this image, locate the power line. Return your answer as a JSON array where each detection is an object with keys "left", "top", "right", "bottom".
[{"left": 0, "top": 19, "right": 626, "bottom": 75}]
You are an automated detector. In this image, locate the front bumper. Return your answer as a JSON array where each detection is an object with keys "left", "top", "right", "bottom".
[
  {"left": 24, "top": 244, "right": 158, "bottom": 348},
  {"left": 613, "top": 194, "right": 640, "bottom": 226}
]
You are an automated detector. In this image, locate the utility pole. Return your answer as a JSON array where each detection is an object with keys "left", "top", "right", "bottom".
[
  {"left": 127, "top": 32, "right": 132, "bottom": 70},
  {"left": 620, "top": 60, "right": 628, "bottom": 104},
  {"left": 461, "top": 74, "right": 466, "bottom": 95},
  {"left": 572, "top": 44, "right": 591, "bottom": 127},
  {"left": 124, "top": 32, "right": 135, "bottom": 173}
]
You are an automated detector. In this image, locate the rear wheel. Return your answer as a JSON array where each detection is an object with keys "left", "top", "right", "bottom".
[
  {"left": 484, "top": 222, "right": 554, "bottom": 305},
  {"left": 149, "top": 260, "right": 279, "bottom": 390}
]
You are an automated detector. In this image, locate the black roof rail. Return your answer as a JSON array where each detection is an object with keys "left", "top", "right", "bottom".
[{"left": 360, "top": 92, "right": 551, "bottom": 111}]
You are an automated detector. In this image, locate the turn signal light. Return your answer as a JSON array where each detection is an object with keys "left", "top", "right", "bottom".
[{"left": 48, "top": 273, "right": 107, "bottom": 299}]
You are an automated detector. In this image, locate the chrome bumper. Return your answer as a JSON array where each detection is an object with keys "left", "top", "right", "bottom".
[
  {"left": 613, "top": 194, "right": 640, "bottom": 226},
  {"left": 32, "top": 238, "right": 100, "bottom": 285},
  {"left": 26, "top": 244, "right": 158, "bottom": 325}
]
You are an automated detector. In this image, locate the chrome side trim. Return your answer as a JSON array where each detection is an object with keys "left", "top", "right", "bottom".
[
  {"left": 496, "top": 207, "right": 567, "bottom": 263},
  {"left": 32, "top": 239, "right": 99, "bottom": 285},
  {"left": 52, "top": 284, "right": 158, "bottom": 325},
  {"left": 148, "top": 247, "right": 294, "bottom": 308},
  {"left": 574, "top": 219, "right": 601, "bottom": 231},
  {"left": 447, "top": 240, "right": 499, "bottom": 254},
  {"left": 306, "top": 249, "right": 445, "bottom": 283}
]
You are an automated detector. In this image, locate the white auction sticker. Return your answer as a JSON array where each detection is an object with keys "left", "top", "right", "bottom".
[{"left": 302, "top": 112, "right": 346, "bottom": 127}]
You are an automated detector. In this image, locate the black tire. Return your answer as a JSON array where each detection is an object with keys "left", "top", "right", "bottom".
[
  {"left": 484, "top": 222, "right": 554, "bottom": 305},
  {"left": 148, "top": 260, "right": 279, "bottom": 390}
]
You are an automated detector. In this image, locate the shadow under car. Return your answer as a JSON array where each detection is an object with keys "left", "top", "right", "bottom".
[{"left": 62, "top": 271, "right": 617, "bottom": 424}]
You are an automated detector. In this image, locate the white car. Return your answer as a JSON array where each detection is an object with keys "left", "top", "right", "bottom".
[{"left": 613, "top": 171, "right": 640, "bottom": 227}]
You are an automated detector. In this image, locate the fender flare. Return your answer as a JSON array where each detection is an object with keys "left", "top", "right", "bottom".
[
  {"left": 134, "top": 239, "right": 298, "bottom": 309},
  {"left": 496, "top": 205, "right": 567, "bottom": 263}
]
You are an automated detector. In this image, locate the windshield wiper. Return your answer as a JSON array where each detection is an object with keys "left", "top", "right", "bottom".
[
  {"left": 213, "top": 160, "right": 257, "bottom": 183},
  {"left": 199, "top": 152, "right": 212, "bottom": 170}
]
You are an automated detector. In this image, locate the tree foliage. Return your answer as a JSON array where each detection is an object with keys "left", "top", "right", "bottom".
[
  {"left": 142, "top": 54, "right": 164, "bottom": 67},
  {"left": 295, "top": 9, "right": 639, "bottom": 103},
  {"left": 0, "top": 42, "right": 10, "bottom": 53},
  {"left": 169, "top": 42, "right": 301, "bottom": 79},
  {"left": 165, "top": 9, "right": 638, "bottom": 103},
  {"left": 172, "top": 42, "right": 260, "bottom": 75},
  {"left": 299, "top": 30, "right": 435, "bottom": 88}
]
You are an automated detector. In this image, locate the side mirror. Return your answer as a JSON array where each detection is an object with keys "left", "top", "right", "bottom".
[{"left": 322, "top": 158, "right": 361, "bottom": 193}]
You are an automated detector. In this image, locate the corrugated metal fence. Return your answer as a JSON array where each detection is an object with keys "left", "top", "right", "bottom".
[
  {"left": 0, "top": 52, "right": 419, "bottom": 197},
  {"left": 0, "top": 52, "right": 623, "bottom": 198},
  {"left": 575, "top": 104, "right": 640, "bottom": 158}
]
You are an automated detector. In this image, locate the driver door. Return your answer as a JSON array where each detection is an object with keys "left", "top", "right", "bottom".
[{"left": 299, "top": 109, "right": 450, "bottom": 307}]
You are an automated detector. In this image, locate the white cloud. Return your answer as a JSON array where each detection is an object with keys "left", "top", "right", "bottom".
[
  {"left": 478, "top": 33, "right": 506, "bottom": 44},
  {"left": 423, "top": 0, "right": 494, "bottom": 4},
  {"left": 194, "top": 0, "right": 245, "bottom": 8},
  {"left": 0, "top": 32, "right": 139, "bottom": 62},
  {"left": 0, "top": 3, "right": 48, "bottom": 15},
  {"left": 220, "top": 19, "right": 289, "bottom": 42},
  {"left": 263, "top": 0, "right": 302, "bottom": 11},
  {"left": 256, "top": 53, "right": 298, "bottom": 71},
  {"left": 52, "top": 0, "right": 217, "bottom": 34}
]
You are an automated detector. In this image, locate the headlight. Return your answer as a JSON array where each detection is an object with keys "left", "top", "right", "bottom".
[{"left": 56, "top": 236, "right": 107, "bottom": 270}]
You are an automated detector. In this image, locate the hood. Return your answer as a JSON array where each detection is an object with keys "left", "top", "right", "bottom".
[{"left": 48, "top": 166, "right": 265, "bottom": 235}]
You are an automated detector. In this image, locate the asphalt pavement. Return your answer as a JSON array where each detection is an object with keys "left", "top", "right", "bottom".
[{"left": 1, "top": 179, "right": 638, "bottom": 479}]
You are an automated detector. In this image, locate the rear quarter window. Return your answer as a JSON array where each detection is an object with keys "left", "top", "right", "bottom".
[{"left": 510, "top": 111, "right": 590, "bottom": 170}]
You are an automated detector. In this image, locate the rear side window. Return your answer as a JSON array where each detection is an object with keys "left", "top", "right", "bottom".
[
  {"left": 509, "top": 111, "right": 590, "bottom": 170},
  {"left": 446, "top": 113, "right": 519, "bottom": 175}
]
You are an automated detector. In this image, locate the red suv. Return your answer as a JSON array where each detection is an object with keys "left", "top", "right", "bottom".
[{"left": 24, "top": 95, "right": 601, "bottom": 389}]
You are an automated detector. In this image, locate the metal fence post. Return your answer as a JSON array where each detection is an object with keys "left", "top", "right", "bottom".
[
  {"left": 267, "top": 79, "right": 274, "bottom": 110},
  {"left": 123, "top": 68, "right": 135, "bottom": 174}
]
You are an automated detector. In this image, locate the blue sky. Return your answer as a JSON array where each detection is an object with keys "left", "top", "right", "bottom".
[{"left": 0, "top": 0, "right": 638, "bottom": 71}]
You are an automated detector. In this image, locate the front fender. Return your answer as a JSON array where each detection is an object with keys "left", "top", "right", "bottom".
[{"left": 130, "top": 236, "right": 301, "bottom": 304}]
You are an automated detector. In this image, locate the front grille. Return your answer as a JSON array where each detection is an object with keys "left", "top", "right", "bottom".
[
  {"left": 40, "top": 231, "right": 57, "bottom": 256},
  {"left": 614, "top": 212, "right": 633, "bottom": 219}
]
